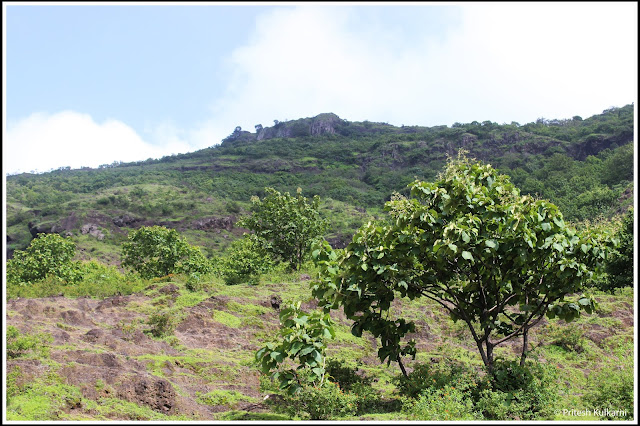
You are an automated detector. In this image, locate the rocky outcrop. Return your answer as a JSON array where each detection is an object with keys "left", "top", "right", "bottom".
[
  {"left": 81, "top": 223, "right": 105, "bottom": 240},
  {"left": 191, "top": 216, "right": 235, "bottom": 232},
  {"left": 310, "top": 113, "right": 341, "bottom": 136},
  {"left": 113, "top": 214, "right": 141, "bottom": 227},
  {"left": 28, "top": 221, "right": 69, "bottom": 238}
]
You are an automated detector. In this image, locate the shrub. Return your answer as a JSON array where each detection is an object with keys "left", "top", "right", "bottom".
[
  {"left": 185, "top": 272, "right": 204, "bottom": 292},
  {"left": 324, "top": 358, "right": 385, "bottom": 415},
  {"left": 394, "top": 360, "right": 484, "bottom": 400},
  {"left": 351, "top": 382, "right": 385, "bottom": 415},
  {"left": 146, "top": 310, "right": 177, "bottom": 338},
  {"left": 278, "top": 381, "right": 358, "bottom": 420},
  {"left": 478, "top": 359, "right": 559, "bottom": 420},
  {"left": 6, "top": 233, "right": 82, "bottom": 285},
  {"left": 547, "top": 322, "right": 587, "bottom": 353},
  {"left": 121, "top": 226, "right": 212, "bottom": 279},
  {"left": 7, "top": 261, "right": 145, "bottom": 299},
  {"left": 256, "top": 302, "right": 335, "bottom": 395},
  {"left": 6, "top": 326, "right": 52, "bottom": 359},
  {"left": 219, "top": 235, "right": 273, "bottom": 285},
  {"left": 196, "top": 390, "right": 254, "bottom": 409},
  {"left": 402, "top": 385, "right": 480, "bottom": 420},
  {"left": 325, "top": 358, "right": 371, "bottom": 391}
]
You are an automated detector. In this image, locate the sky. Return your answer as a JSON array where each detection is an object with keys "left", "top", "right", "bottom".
[{"left": 3, "top": 2, "right": 638, "bottom": 175}]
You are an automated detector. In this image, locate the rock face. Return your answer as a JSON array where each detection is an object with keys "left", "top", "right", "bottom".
[
  {"left": 191, "top": 216, "right": 235, "bottom": 232},
  {"left": 28, "top": 221, "right": 73, "bottom": 239},
  {"left": 81, "top": 223, "right": 105, "bottom": 240},
  {"left": 309, "top": 113, "right": 341, "bottom": 136},
  {"left": 225, "top": 113, "right": 344, "bottom": 143},
  {"left": 113, "top": 214, "right": 141, "bottom": 227},
  {"left": 117, "top": 376, "right": 177, "bottom": 414}
]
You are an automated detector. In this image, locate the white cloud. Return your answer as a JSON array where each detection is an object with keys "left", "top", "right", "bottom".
[
  {"left": 4, "top": 111, "right": 193, "bottom": 175},
  {"left": 193, "top": 2, "right": 637, "bottom": 147}
]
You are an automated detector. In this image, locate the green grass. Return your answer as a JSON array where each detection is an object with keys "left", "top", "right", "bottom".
[
  {"left": 212, "top": 310, "right": 243, "bottom": 328},
  {"left": 196, "top": 389, "right": 257, "bottom": 407},
  {"left": 83, "top": 397, "right": 192, "bottom": 420},
  {"left": 5, "top": 370, "right": 83, "bottom": 421}
]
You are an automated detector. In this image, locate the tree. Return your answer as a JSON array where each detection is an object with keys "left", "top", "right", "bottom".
[
  {"left": 219, "top": 234, "right": 273, "bottom": 285},
  {"left": 237, "top": 187, "right": 329, "bottom": 270},
  {"left": 256, "top": 301, "right": 335, "bottom": 395},
  {"left": 6, "top": 233, "right": 82, "bottom": 284},
  {"left": 312, "top": 154, "right": 610, "bottom": 375},
  {"left": 121, "top": 226, "right": 211, "bottom": 279},
  {"left": 605, "top": 208, "right": 634, "bottom": 290}
]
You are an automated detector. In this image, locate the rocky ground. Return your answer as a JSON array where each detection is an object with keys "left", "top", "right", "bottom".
[{"left": 5, "top": 277, "right": 635, "bottom": 421}]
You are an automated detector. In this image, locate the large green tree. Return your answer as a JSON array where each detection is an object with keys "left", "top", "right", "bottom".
[
  {"left": 238, "top": 187, "right": 329, "bottom": 270},
  {"left": 312, "top": 155, "right": 611, "bottom": 374},
  {"left": 6, "top": 233, "right": 81, "bottom": 284},
  {"left": 121, "top": 225, "right": 211, "bottom": 279}
]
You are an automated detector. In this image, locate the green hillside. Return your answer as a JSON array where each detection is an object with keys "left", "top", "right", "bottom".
[
  {"left": 5, "top": 104, "right": 634, "bottom": 266},
  {"left": 4, "top": 105, "right": 635, "bottom": 421}
]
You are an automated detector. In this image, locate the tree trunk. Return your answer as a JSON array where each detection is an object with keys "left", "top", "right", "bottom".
[
  {"left": 397, "top": 357, "right": 408, "bottom": 378},
  {"left": 520, "top": 328, "right": 529, "bottom": 367},
  {"left": 486, "top": 342, "right": 495, "bottom": 374}
]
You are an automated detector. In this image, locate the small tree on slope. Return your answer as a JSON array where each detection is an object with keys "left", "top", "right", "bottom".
[{"left": 312, "top": 154, "right": 613, "bottom": 375}]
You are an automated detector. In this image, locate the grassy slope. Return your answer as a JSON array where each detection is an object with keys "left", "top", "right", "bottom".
[{"left": 5, "top": 267, "right": 634, "bottom": 421}]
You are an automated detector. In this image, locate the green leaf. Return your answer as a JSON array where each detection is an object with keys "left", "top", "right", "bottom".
[
  {"left": 541, "top": 222, "right": 551, "bottom": 232},
  {"left": 461, "top": 231, "right": 471, "bottom": 244},
  {"left": 553, "top": 217, "right": 565, "bottom": 229},
  {"left": 461, "top": 251, "right": 473, "bottom": 261},
  {"left": 298, "top": 346, "right": 314, "bottom": 356},
  {"left": 312, "top": 350, "right": 323, "bottom": 365},
  {"left": 485, "top": 240, "right": 497, "bottom": 249},
  {"left": 578, "top": 297, "right": 591, "bottom": 306}
]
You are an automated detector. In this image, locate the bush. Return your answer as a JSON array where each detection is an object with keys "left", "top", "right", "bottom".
[
  {"left": 185, "top": 272, "right": 205, "bottom": 292},
  {"left": 547, "top": 322, "right": 587, "bottom": 353},
  {"left": 277, "top": 381, "right": 358, "bottom": 420},
  {"left": 146, "top": 310, "right": 177, "bottom": 338},
  {"left": 6, "top": 234, "right": 82, "bottom": 285},
  {"left": 121, "top": 226, "right": 212, "bottom": 279},
  {"left": 325, "top": 358, "right": 371, "bottom": 391},
  {"left": 219, "top": 235, "right": 273, "bottom": 285},
  {"left": 478, "top": 359, "right": 559, "bottom": 420},
  {"left": 196, "top": 390, "right": 254, "bottom": 409},
  {"left": 324, "top": 358, "right": 385, "bottom": 415},
  {"left": 393, "top": 360, "right": 484, "bottom": 400},
  {"left": 6, "top": 326, "right": 52, "bottom": 359},
  {"left": 402, "top": 385, "right": 480, "bottom": 420},
  {"left": 7, "top": 261, "right": 146, "bottom": 299}
]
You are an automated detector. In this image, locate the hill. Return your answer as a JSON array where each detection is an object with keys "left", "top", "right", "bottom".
[
  {"left": 5, "top": 104, "right": 635, "bottom": 266},
  {"left": 4, "top": 105, "right": 635, "bottom": 421}
]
